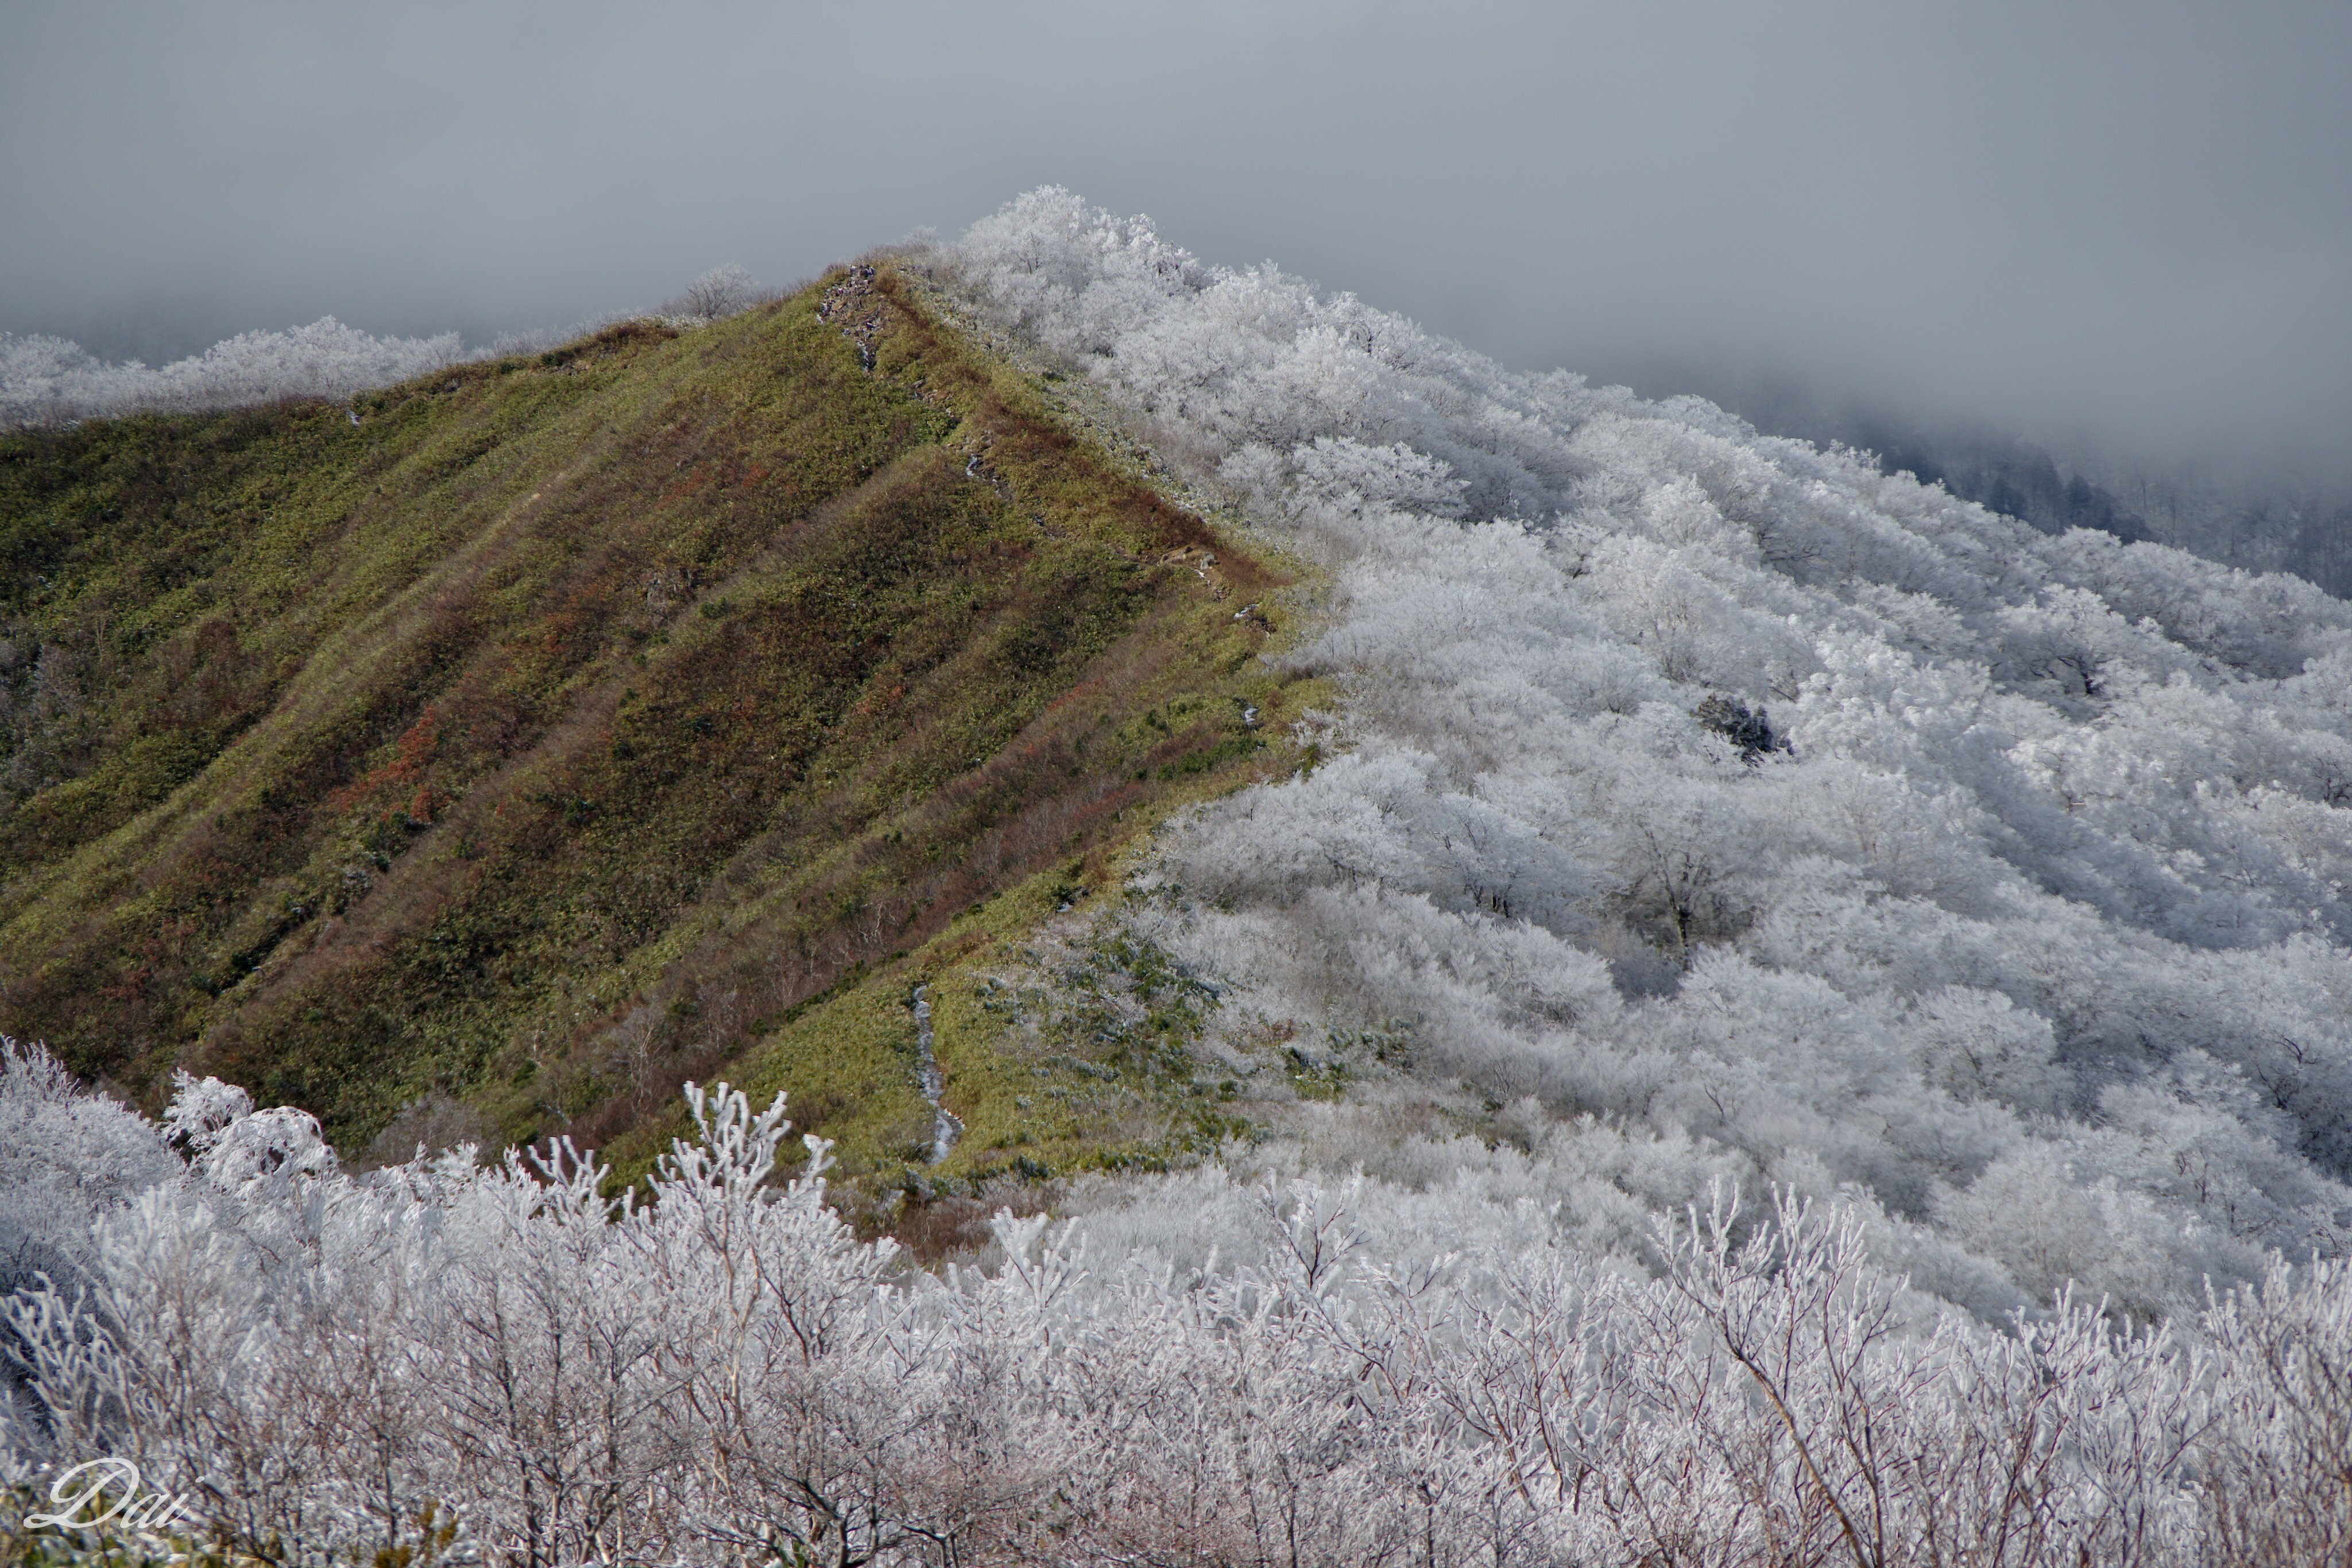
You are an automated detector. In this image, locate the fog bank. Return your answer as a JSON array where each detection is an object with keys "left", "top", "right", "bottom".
[{"left": 5, "top": 1, "right": 2346, "bottom": 482}]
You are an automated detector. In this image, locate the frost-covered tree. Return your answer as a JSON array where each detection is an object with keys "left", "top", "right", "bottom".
[
  {"left": 0, "top": 1041, "right": 175, "bottom": 1448},
  {"left": 5, "top": 1064, "right": 2351, "bottom": 1563},
  {"left": 666, "top": 262, "right": 763, "bottom": 321}
]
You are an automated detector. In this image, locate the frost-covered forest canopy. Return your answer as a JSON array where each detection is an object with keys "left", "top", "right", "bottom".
[
  {"left": 8, "top": 190, "right": 2352, "bottom": 1563},
  {"left": 7, "top": 1046, "right": 2352, "bottom": 1566},
  {"left": 0, "top": 318, "right": 467, "bottom": 429},
  {"left": 0, "top": 266, "right": 764, "bottom": 429}
]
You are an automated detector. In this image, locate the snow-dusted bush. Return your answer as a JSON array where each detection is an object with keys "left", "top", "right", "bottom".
[
  {"left": 662, "top": 262, "right": 764, "bottom": 322},
  {"left": 948, "top": 188, "right": 2352, "bottom": 1317},
  {"left": 0, "top": 1041, "right": 175, "bottom": 1447},
  {"left": 4, "top": 1059, "right": 2349, "bottom": 1565}
]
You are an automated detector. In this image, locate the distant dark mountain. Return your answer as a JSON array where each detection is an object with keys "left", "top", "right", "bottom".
[
  {"left": 1668, "top": 376, "right": 2352, "bottom": 601},
  {"left": 1826, "top": 414, "right": 2152, "bottom": 546}
]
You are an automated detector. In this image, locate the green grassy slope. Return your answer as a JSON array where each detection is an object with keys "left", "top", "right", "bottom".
[{"left": 0, "top": 263, "right": 1315, "bottom": 1194}]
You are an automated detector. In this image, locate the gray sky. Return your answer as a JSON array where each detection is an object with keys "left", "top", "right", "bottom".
[{"left": 6, "top": 1, "right": 2347, "bottom": 481}]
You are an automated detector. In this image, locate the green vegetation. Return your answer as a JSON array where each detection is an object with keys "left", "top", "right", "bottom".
[{"left": 0, "top": 262, "right": 1317, "bottom": 1200}]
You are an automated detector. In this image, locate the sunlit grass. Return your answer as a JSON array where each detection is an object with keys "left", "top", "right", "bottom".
[{"left": 0, "top": 263, "right": 1318, "bottom": 1206}]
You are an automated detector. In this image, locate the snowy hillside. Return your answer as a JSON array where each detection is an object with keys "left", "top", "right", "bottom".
[
  {"left": 950, "top": 189, "right": 2352, "bottom": 1320},
  {"left": 8, "top": 193, "right": 2352, "bottom": 1564}
]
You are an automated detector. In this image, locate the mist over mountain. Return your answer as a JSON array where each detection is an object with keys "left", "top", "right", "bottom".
[
  {"left": 1576, "top": 359, "right": 2352, "bottom": 601},
  {"left": 8, "top": 2, "right": 2348, "bottom": 504}
]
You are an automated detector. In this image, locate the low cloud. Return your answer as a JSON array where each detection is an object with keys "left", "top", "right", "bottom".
[{"left": 5, "top": 1, "right": 2345, "bottom": 481}]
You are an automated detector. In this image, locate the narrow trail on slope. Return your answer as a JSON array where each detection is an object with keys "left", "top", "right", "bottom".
[{"left": 911, "top": 985, "right": 962, "bottom": 1163}]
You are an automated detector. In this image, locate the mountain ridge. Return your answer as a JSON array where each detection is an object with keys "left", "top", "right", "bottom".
[{"left": 0, "top": 258, "right": 1316, "bottom": 1194}]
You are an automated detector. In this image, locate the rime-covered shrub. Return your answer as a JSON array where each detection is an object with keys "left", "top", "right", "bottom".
[
  {"left": 3, "top": 1068, "right": 2349, "bottom": 1564},
  {"left": 0, "top": 1041, "right": 175, "bottom": 1448},
  {"left": 662, "top": 262, "right": 763, "bottom": 322}
]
